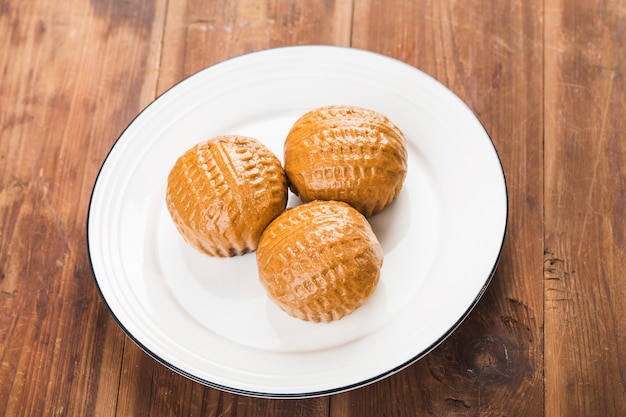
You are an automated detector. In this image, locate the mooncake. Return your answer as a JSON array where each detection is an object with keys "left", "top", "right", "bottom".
[
  {"left": 284, "top": 105, "right": 407, "bottom": 217},
  {"left": 166, "top": 135, "right": 288, "bottom": 257},
  {"left": 256, "top": 200, "right": 383, "bottom": 322}
]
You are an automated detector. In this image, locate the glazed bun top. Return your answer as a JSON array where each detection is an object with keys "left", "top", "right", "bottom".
[
  {"left": 166, "top": 135, "right": 288, "bottom": 257},
  {"left": 284, "top": 105, "right": 407, "bottom": 217},
  {"left": 256, "top": 200, "right": 383, "bottom": 322}
]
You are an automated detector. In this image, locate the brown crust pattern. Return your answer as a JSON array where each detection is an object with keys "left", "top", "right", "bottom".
[
  {"left": 166, "top": 135, "right": 288, "bottom": 257},
  {"left": 284, "top": 105, "right": 407, "bottom": 217},
  {"left": 256, "top": 200, "right": 383, "bottom": 322}
]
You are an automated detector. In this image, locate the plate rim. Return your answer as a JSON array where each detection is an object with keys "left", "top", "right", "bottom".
[{"left": 86, "top": 44, "right": 509, "bottom": 398}]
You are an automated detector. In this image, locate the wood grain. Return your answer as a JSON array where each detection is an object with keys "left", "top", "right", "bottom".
[
  {"left": 1, "top": 0, "right": 626, "bottom": 415},
  {"left": 0, "top": 0, "right": 165, "bottom": 414},
  {"left": 156, "top": 0, "right": 353, "bottom": 94},
  {"left": 544, "top": 0, "right": 626, "bottom": 415}
]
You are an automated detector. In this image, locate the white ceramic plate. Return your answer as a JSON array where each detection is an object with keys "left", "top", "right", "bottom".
[{"left": 88, "top": 45, "right": 507, "bottom": 398}]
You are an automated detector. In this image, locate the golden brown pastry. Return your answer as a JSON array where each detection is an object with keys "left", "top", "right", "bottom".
[
  {"left": 166, "top": 135, "right": 288, "bottom": 257},
  {"left": 284, "top": 105, "right": 407, "bottom": 217},
  {"left": 256, "top": 200, "right": 383, "bottom": 322}
]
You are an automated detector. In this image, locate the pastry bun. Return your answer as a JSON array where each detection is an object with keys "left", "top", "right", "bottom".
[
  {"left": 256, "top": 200, "right": 383, "bottom": 322},
  {"left": 166, "top": 135, "right": 288, "bottom": 257},
  {"left": 284, "top": 105, "right": 407, "bottom": 217}
]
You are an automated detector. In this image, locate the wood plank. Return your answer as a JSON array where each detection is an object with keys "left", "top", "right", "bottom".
[
  {"left": 112, "top": 1, "right": 352, "bottom": 415},
  {"left": 117, "top": 341, "right": 330, "bottom": 417},
  {"left": 544, "top": 0, "right": 626, "bottom": 415},
  {"left": 157, "top": 0, "right": 353, "bottom": 94},
  {"left": 330, "top": 0, "right": 545, "bottom": 415},
  {"left": 0, "top": 0, "right": 166, "bottom": 414}
]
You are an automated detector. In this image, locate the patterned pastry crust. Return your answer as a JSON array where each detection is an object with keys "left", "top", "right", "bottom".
[
  {"left": 284, "top": 105, "right": 407, "bottom": 217},
  {"left": 166, "top": 135, "right": 288, "bottom": 257},
  {"left": 256, "top": 200, "right": 383, "bottom": 322}
]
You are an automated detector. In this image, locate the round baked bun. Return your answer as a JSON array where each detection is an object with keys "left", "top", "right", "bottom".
[
  {"left": 256, "top": 200, "right": 383, "bottom": 322},
  {"left": 284, "top": 105, "right": 407, "bottom": 217},
  {"left": 166, "top": 135, "right": 288, "bottom": 257}
]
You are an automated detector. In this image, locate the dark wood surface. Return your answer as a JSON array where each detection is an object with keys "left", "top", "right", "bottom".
[{"left": 1, "top": 0, "right": 625, "bottom": 415}]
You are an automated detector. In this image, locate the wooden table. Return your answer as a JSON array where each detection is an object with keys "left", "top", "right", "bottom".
[{"left": 1, "top": 0, "right": 625, "bottom": 415}]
